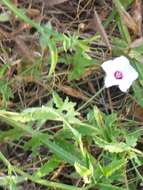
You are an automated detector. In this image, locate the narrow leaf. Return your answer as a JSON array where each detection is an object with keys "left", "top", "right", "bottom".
[
  {"left": 93, "top": 10, "right": 111, "bottom": 50},
  {"left": 33, "top": 156, "right": 61, "bottom": 178},
  {"left": 113, "top": 0, "right": 138, "bottom": 33},
  {"left": 132, "top": 0, "right": 142, "bottom": 36},
  {"left": 46, "top": 0, "right": 69, "bottom": 6}
]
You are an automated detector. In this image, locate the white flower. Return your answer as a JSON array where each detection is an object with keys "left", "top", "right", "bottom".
[{"left": 101, "top": 56, "right": 138, "bottom": 92}]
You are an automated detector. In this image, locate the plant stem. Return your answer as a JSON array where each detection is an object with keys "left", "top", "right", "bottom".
[
  {"left": 77, "top": 86, "right": 105, "bottom": 111},
  {"left": 131, "top": 159, "right": 143, "bottom": 182},
  {"left": 0, "top": 152, "right": 84, "bottom": 190},
  {"left": 1, "top": 0, "right": 42, "bottom": 33}
]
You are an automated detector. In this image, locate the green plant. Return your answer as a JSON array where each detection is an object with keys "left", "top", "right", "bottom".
[{"left": 1, "top": 0, "right": 143, "bottom": 190}]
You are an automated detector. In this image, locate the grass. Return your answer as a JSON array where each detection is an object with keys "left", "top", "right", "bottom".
[{"left": 0, "top": 0, "right": 143, "bottom": 189}]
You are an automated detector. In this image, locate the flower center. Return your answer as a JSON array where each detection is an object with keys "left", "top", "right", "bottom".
[{"left": 114, "top": 71, "right": 123, "bottom": 79}]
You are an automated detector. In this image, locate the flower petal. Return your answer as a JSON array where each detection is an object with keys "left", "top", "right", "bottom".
[
  {"left": 101, "top": 60, "right": 114, "bottom": 74},
  {"left": 113, "top": 56, "right": 130, "bottom": 69},
  {"left": 104, "top": 75, "right": 118, "bottom": 88},
  {"left": 118, "top": 80, "right": 132, "bottom": 92},
  {"left": 101, "top": 56, "right": 139, "bottom": 92},
  {"left": 101, "top": 56, "right": 131, "bottom": 75},
  {"left": 118, "top": 70, "right": 138, "bottom": 92},
  {"left": 124, "top": 65, "right": 138, "bottom": 81}
]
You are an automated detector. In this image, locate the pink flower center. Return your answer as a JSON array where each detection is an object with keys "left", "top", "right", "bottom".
[{"left": 114, "top": 71, "right": 123, "bottom": 79}]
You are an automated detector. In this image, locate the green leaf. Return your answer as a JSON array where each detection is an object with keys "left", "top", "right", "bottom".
[
  {"left": 68, "top": 50, "right": 95, "bottom": 81},
  {"left": 1, "top": 0, "right": 41, "bottom": 31},
  {"left": 0, "top": 64, "right": 9, "bottom": 77},
  {"left": 117, "top": 16, "right": 131, "bottom": 44},
  {"left": 39, "top": 24, "right": 58, "bottom": 77},
  {"left": 93, "top": 106, "right": 105, "bottom": 128},
  {"left": 0, "top": 80, "right": 13, "bottom": 108},
  {"left": 0, "top": 111, "right": 85, "bottom": 167},
  {"left": 0, "top": 176, "right": 26, "bottom": 187},
  {"left": 54, "top": 138, "right": 83, "bottom": 162},
  {"left": 93, "top": 107, "right": 112, "bottom": 141},
  {"left": 133, "top": 83, "right": 143, "bottom": 107},
  {"left": 120, "top": 0, "right": 133, "bottom": 7},
  {"left": 126, "top": 133, "right": 139, "bottom": 147},
  {"left": 105, "top": 113, "right": 117, "bottom": 128},
  {"left": 53, "top": 91, "right": 63, "bottom": 108},
  {"left": 111, "top": 37, "right": 128, "bottom": 49},
  {"left": 60, "top": 97, "right": 79, "bottom": 121},
  {"left": 74, "top": 162, "right": 92, "bottom": 184},
  {"left": 94, "top": 136, "right": 131, "bottom": 153},
  {"left": 55, "top": 123, "right": 99, "bottom": 139},
  {"left": 2, "top": 107, "right": 58, "bottom": 122},
  {"left": 74, "top": 162, "right": 91, "bottom": 176},
  {"left": 12, "top": 95, "right": 79, "bottom": 124},
  {"left": 42, "top": 137, "right": 84, "bottom": 166},
  {"left": 103, "top": 143, "right": 130, "bottom": 153},
  {"left": 102, "top": 159, "right": 126, "bottom": 177},
  {"left": 0, "top": 128, "right": 24, "bottom": 142},
  {"left": 33, "top": 155, "right": 61, "bottom": 179},
  {"left": 62, "top": 33, "right": 79, "bottom": 52},
  {"left": 97, "top": 183, "right": 126, "bottom": 190},
  {"left": 48, "top": 40, "right": 58, "bottom": 77},
  {"left": 0, "top": 12, "right": 10, "bottom": 22},
  {"left": 24, "top": 134, "right": 43, "bottom": 156}
]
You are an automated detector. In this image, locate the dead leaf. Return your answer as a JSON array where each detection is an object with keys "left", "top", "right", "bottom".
[
  {"left": 58, "top": 85, "right": 88, "bottom": 101},
  {"left": 50, "top": 163, "right": 65, "bottom": 180},
  {"left": 11, "top": 23, "right": 32, "bottom": 37},
  {"left": 129, "top": 102, "right": 143, "bottom": 121},
  {"left": 132, "top": 0, "right": 142, "bottom": 36},
  {"left": 0, "top": 27, "right": 9, "bottom": 40},
  {"left": 12, "top": 0, "right": 18, "bottom": 5},
  {"left": 79, "top": 65, "right": 99, "bottom": 80},
  {"left": 26, "top": 8, "right": 40, "bottom": 17},
  {"left": 93, "top": 9, "right": 111, "bottom": 51},
  {"left": 44, "top": 0, "right": 69, "bottom": 6},
  {"left": 130, "top": 37, "right": 143, "bottom": 48},
  {"left": 14, "top": 37, "right": 34, "bottom": 63},
  {"left": 113, "top": 0, "right": 138, "bottom": 34}
]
